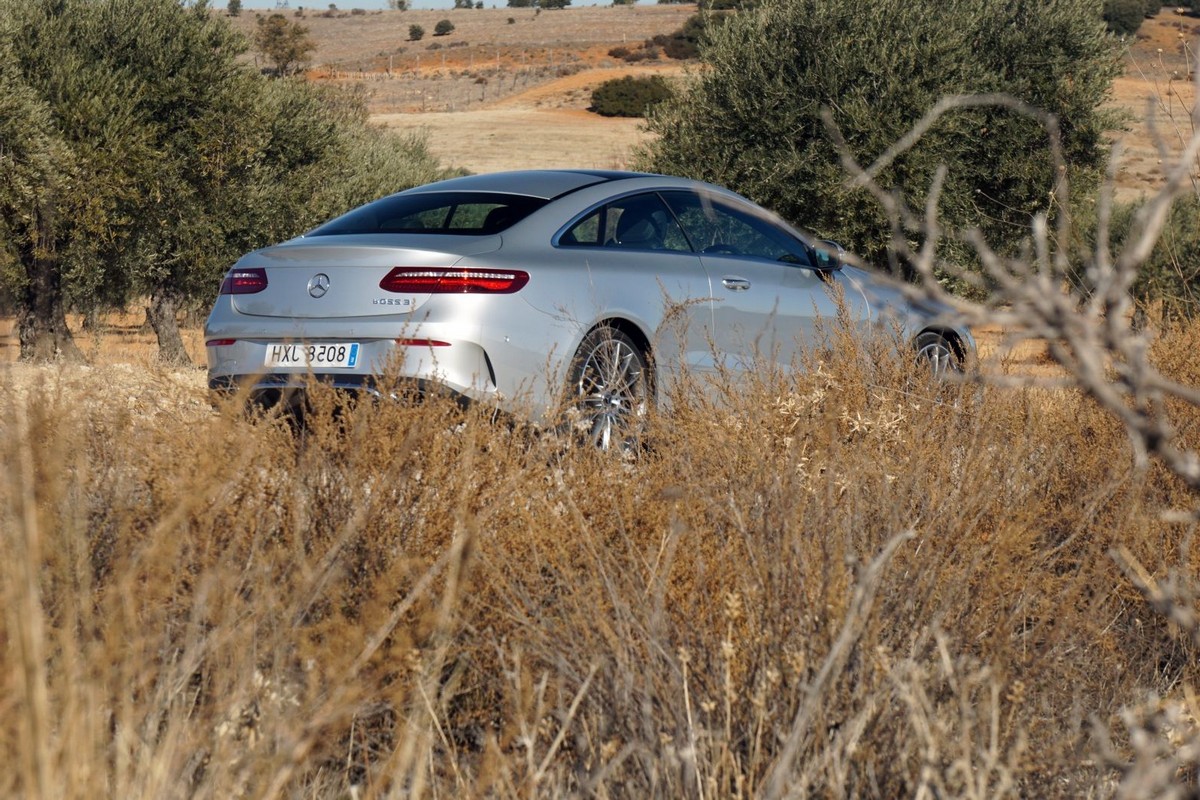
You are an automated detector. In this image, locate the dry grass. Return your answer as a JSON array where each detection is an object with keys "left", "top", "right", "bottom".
[
  {"left": 1108, "top": 8, "right": 1200, "bottom": 203},
  {"left": 3, "top": 315, "right": 1199, "bottom": 798}
]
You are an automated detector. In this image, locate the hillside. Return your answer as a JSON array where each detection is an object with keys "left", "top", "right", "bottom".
[{"left": 226, "top": 5, "right": 1200, "bottom": 192}]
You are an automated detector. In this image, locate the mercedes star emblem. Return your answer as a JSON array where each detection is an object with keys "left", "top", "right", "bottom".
[{"left": 307, "top": 273, "right": 330, "bottom": 299}]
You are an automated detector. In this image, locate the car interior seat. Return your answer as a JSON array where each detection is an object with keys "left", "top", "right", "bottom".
[{"left": 612, "top": 206, "right": 665, "bottom": 249}]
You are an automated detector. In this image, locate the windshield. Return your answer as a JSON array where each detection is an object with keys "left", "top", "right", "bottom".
[{"left": 308, "top": 191, "right": 549, "bottom": 236}]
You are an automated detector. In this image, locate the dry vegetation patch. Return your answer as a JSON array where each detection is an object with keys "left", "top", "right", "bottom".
[
  {"left": 3, "top": 319, "right": 1200, "bottom": 797},
  {"left": 1110, "top": 8, "right": 1200, "bottom": 201}
]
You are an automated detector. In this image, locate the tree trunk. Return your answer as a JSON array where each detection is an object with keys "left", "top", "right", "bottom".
[
  {"left": 17, "top": 240, "right": 83, "bottom": 363},
  {"left": 147, "top": 288, "right": 192, "bottom": 366}
]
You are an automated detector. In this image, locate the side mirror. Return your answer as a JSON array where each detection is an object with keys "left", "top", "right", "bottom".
[{"left": 812, "top": 240, "right": 845, "bottom": 270}]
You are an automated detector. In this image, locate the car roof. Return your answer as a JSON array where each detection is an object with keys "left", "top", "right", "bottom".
[{"left": 402, "top": 169, "right": 667, "bottom": 201}]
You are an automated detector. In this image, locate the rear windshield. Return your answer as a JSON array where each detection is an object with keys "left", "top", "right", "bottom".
[{"left": 308, "top": 191, "right": 548, "bottom": 236}]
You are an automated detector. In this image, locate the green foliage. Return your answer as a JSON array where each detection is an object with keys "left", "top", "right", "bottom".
[
  {"left": 0, "top": 0, "right": 449, "bottom": 362},
  {"left": 433, "top": 18, "right": 455, "bottom": 35},
  {"left": 227, "top": 0, "right": 242, "bottom": 15},
  {"left": 389, "top": 0, "right": 409, "bottom": 9},
  {"left": 254, "top": 12, "right": 317, "bottom": 76},
  {"left": 1103, "top": 0, "right": 1148, "bottom": 35},
  {"left": 454, "top": 0, "right": 473, "bottom": 8},
  {"left": 698, "top": 0, "right": 754, "bottom": 9},
  {"left": 1107, "top": 196, "right": 1200, "bottom": 322},
  {"left": 649, "top": 12, "right": 716, "bottom": 59},
  {"left": 409, "top": 22, "right": 424, "bottom": 40},
  {"left": 508, "top": 0, "right": 535, "bottom": 7},
  {"left": 540, "top": 0, "right": 571, "bottom": 7},
  {"left": 642, "top": 0, "right": 1123, "bottom": 277},
  {"left": 590, "top": 75, "right": 673, "bottom": 117}
]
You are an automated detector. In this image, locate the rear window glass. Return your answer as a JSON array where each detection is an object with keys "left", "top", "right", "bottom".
[{"left": 308, "top": 192, "right": 548, "bottom": 236}]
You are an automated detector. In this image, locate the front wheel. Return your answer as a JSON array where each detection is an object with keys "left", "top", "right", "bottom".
[{"left": 567, "top": 327, "right": 650, "bottom": 451}]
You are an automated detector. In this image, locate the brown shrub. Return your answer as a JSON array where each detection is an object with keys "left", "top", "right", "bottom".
[{"left": 1, "top": 320, "right": 1198, "bottom": 797}]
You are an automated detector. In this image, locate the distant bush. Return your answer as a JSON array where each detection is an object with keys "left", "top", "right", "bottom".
[
  {"left": 1104, "top": 0, "right": 1148, "bottom": 34},
  {"left": 643, "top": 0, "right": 1123, "bottom": 275},
  {"left": 619, "top": 14, "right": 714, "bottom": 62},
  {"left": 408, "top": 22, "right": 424, "bottom": 40},
  {"left": 614, "top": 45, "right": 659, "bottom": 62},
  {"left": 350, "top": 7, "right": 366, "bottom": 14},
  {"left": 433, "top": 18, "right": 455, "bottom": 35},
  {"left": 590, "top": 74, "right": 672, "bottom": 117},
  {"left": 1107, "top": 196, "right": 1200, "bottom": 322}
]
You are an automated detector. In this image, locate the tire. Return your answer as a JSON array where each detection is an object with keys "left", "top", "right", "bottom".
[
  {"left": 914, "top": 331, "right": 962, "bottom": 379},
  {"left": 567, "top": 326, "right": 650, "bottom": 451}
]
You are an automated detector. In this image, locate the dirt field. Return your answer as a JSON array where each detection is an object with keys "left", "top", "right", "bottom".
[
  {"left": 229, "top": 5, "right": 1200, "bottom": 190},
  {"left": 372, "top": 63, "right": 683, "bottom": 172},
  {"left": 226, "top": 5, "right": 695, "bottom": 74},
  {"left": 1109, "top": 8, "right": 1200, "bottom": 201}
]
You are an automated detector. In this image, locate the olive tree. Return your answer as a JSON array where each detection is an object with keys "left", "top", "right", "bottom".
[
  {"left": 0, "top": 0, "right": 448, "bottom": 364},
  {"left": 641, "top": 0, "right": 1123, "bottom": 282},
  {"left": 254, "top": 12, "right": 316, "bottom": 77},
  {"left": 0, "top": 1, "right": 146, "bottom": 360}
]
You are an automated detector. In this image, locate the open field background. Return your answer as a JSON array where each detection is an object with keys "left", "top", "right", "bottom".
[{"left": 230, "top": 5, "right": 1200, "bottom": 187}]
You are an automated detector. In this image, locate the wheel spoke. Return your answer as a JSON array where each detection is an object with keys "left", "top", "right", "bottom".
[{"left": 570, "top": 331, "right": 648, "bottom": 451}]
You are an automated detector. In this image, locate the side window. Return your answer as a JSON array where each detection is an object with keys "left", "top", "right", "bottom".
[
  {"left": 561, "top": 208, "right": 602, "bottom": 246},
  {"left": 662, "top": 191, "right": 813, "bottom": 266},
  {"left": 560, "top": 193, "right": 691, "bottom": 252}
]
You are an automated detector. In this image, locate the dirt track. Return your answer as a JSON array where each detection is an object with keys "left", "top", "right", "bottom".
[
  {"left": 373, "top": 65, "right": 685, "bottom": 172},
  {"left": 377, "top": 107, "right": 646, "bottom": 173}
]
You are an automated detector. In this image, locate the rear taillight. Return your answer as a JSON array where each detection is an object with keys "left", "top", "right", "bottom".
[
  {"left": 205, "top": 339, "right": 236, "bottom": 347},
  {"left": 220, "top": 267, "right": 268, "bottom": 295},
  {"left": 379, "top": 267, "right": 529, "bottom": 294},
  {"left": 396, "top": 338, "right": 451, "bottom": 347}
]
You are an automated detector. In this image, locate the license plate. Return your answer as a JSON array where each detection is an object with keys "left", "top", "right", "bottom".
[{"left": 264, "top": 342, "right": 360, "bottom": 369}]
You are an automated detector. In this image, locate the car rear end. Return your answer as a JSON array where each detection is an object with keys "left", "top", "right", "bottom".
[{"left": 204, "top": 185, "right": 553, "bottom": 411}]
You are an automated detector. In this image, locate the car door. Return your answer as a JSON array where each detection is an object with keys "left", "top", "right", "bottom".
[
  {"left": 661, "top": 190, "right": 864, "bottom": 371},
  {"left": 546, "top": 192, "right": 716, "bottom": 380}
]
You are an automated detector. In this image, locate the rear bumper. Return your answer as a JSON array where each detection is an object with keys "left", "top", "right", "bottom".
[
  {"left": 206, "top": 335, "right": 499, "bottom": 403},
  {"left": 208, "top": 372, "right": 472, "bottom": 410}
]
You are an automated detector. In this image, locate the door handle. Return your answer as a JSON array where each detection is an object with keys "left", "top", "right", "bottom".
[{"left": 722, "top": 277, "right": 751, "bottom": 292}]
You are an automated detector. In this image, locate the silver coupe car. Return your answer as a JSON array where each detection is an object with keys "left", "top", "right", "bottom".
[{"left": 205, "top": 170, "right": 973, "bottom": 447}]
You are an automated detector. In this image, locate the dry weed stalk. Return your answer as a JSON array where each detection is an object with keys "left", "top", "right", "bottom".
[
  {"left": 825, "top": 77, "right": 1200, "bottom": 500},
  {"left": 824, "top": 71, "right": 1200, "bottom": 799}
]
